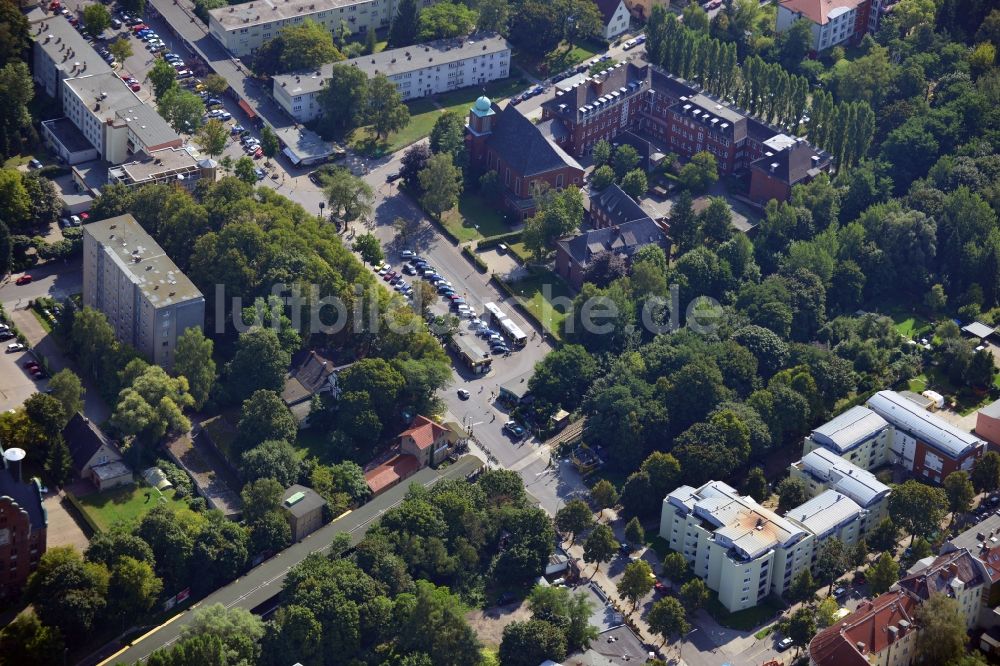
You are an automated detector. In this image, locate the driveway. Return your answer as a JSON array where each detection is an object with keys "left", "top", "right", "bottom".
[
  {"left": 43, "top": 490, "right": 93, "bottom": 552},
  {"left": 0, "top": 343, "right": 45, "bottom": 412}
]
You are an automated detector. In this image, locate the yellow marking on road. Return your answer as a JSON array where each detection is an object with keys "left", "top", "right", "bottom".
[{"left": 96, "top": 611, "right": 186, "bottom": 666}]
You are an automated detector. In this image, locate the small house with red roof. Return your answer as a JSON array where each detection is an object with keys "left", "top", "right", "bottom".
[
  {"left": 364, "top": 453, "right": 422, "bottom": 498},
  {"left": 399, "top": 415, "right": 451, "bottom": 468}
]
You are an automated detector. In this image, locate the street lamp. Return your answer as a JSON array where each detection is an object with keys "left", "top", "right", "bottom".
[{"left": 318, "top": 201, "right": 325, "bottom": 221}]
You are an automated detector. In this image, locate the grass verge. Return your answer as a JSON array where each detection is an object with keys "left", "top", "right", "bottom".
[{"left": 646, "top": 535, "right": 670, "bottom": 560}]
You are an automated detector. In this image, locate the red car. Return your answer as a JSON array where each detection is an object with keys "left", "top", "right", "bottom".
[
  {"left": 132, "top": 23, "right": 147, "bottom": 32},
  {"left": 24, "top": 361, "right": 39, "bottom": 370},
  {"left": 382, "top": 271, "right": 397, "bottom": 281},
  {"left": 253, "top": 148, "right": 264, "bottom": 159},
  {"left": 79, "top": 212, "right": 89, "bottom": 221},
  {"left": 49, "top": 1, "right": 61, "bottom": 10},
  {"left": 15, "top": 275, "right": 32, "bottom": 285},
  {"left": 128, "top": 82, "right": 141, "bottom": 92}
]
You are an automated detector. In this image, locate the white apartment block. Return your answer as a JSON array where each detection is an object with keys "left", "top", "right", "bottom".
[
  {"left": 660, "top": 481, "right": 813, "bottom": 612},
  {"left": 30, "top": 17, "right": 112, "bottom": 102},
  {"left": 83, "top": 215, "right": 205, "bottom": 371},
  {"left": 273, "top": 33, "right": 511, "bottom": 122},
  {"left": 660, "top": 477, "right": 878, "bottom": 612},
  {"left": 803, "top": 404, "right": 893, "bottom": 470},
  {"left": 790, "top": 447, "right": 892, "bottom": 527},
  {"left": 208, "top": 0, "right": 438, "bottom": 58},
  {"left": 776, "top": 0, "right": 868, "bottom": 52}
]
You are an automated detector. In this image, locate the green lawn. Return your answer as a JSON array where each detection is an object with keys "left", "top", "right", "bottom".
[
  {"left": 349, "top": 78, "right": 524, "bottom": 155},
  {"left": 77, "top": 483, "right": 189, "bottom": 532},
  {"left": 704, "top": 595, "right": 785, "bottom": 631},
  {"left": 295, "top": 427, "right": 337, "bottom": 465},
  {"left": 515, "top": 39, "right": 605, "bottom": 79},
  {"left": 892, "top": 309, "right": 933, "bottom": 339},
  {"left": 441, "top": 193, "right": 511, "bottom": 242},
  {"left": 506, "top": 269, "right": 573, "bottom": 339},
  {"left": 645, "top": 535, "right": 670, "bottom": 560}
]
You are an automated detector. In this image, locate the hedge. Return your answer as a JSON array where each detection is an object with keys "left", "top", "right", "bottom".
[
  {"left": 462, "top": 246, "right": 488, "bottom": 273},
  {"left": 64, "top": 489, "right": 102, "bottom": 535},
  {"left": 476, "top": 230, "right": 523, "bottom": 251}
]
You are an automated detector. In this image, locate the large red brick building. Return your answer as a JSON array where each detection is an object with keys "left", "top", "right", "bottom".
[
  {"left": 466, "top": 97, "right": 585, "bottom": 220},
  {"left": 0, "top": 462, "right": 46, "bottom": 603},
  {"left": 537, "top": 64, "right": 832, "bottom": 202}
]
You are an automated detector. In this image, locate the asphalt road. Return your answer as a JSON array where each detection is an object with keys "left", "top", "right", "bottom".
[
  {"left": 0, "top": 258, "right": 82, "bottom": 307},
  {"left": 89, "top": 455, "right": 484, "bottom": 666}
]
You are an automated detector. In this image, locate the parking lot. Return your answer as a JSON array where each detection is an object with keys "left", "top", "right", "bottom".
[{"left": 0, "top": 343, "right": 48, "bottom": 413}]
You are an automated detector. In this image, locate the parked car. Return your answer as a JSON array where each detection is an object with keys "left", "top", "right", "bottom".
[
  {"left": 457, "top": 388, "right": 470, "bottom": 400},
  {"left": 29, "top": 158, "right": 42, "bottom": 169},
  {"left": 400, "top": 249, "right": 414, "bottom": 259},
  {"left": 503, "top": 421, "right": 525, "bottom": 437},
  {"left": 128, "top": 81, "right": 140, "bottom": 92},
  {"left": 231, "top": 124, "right": 245, "bottom": 134},
  {"left": 254, "top": 167, "right": 265, "bottom": 180},
  {"left": 6, "top": 343, "right": 26, "bottom": 353},
  {"left": 776, "top": 637, "right": 794, "bottom": 652},
  {"left": 622, "top": 38, "right": 638, "bottom": 50},
  {"left": 834, "top": 586, "right": 847, "bottom": 598},
  {"left": 176, "top": 69, "right": 195, "bottom": 79},
  {"left": 111, "top": 17, "right": 121, "bottom": 29},
  {"left": 402, "top": 264, "right": 417, "bottom": 275},
  {"left": 386, "top": 171, "right": 402, "bottom": 182},
  {"left": 217, "top": 111, "right": 231, "bottom": 120},
  {"left": 15, "top": 274, "right": 32, "bottom": 285}
]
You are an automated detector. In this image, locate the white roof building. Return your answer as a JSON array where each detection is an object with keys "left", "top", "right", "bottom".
[
  {"left": 809, "top": 405, "right": 891, "bottom": 455},
  {"left": 797, "top": 448, "right": 891, "bottom": 509}
]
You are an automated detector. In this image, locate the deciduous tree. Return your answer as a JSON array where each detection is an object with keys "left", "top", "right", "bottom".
[
  {"left": 365, "top": 74, "right": 409, "bottom": 140},
  {"left": 195, "top": 118, "right": 228, "bottom": 158},
  {"left": 889, "top": 479, "right": 947, "bottom": 542},
  {"left": 418, "top": 1, "right": 477, "bottom": 41},
  {"left": 617, "top": 560, "right": 654, "bottom": 612},
  {"left": 419, "top": 152, "right": 463, "bottom": 220},
  {"left": 867, "top": 551, "right": 899, "bottom": 594},
  {"left": 237, "top": 391, "right": 297, "bottom": 452},
  {"left": 83, "top": 4, "right": 111, "bottom": 37},
  {"left": 915, "top": 593, "right": 967, "bottom": 665},
  {"left": 174, "top": 327, "right": 215, "bottom": 410},
  {"left": 582, "top": 524, "right": 617, "bottom": 575},
  {"left": 647, "top": 597, "right": 689, "bottom": 647},
  {"left": 555, "top": 499, "right": 593, "bottom": 545},
  {"left": 278, "top": 19, "right": 342, "bottom": 72}
]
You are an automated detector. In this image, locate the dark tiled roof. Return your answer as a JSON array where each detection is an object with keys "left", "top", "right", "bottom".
[
  {"left": 648, "top": 68, "right": 699, "bottom": 102},
  {"left": 592, "top": 183, "right": 653, "bottom": 227},
  {"left": 62, "top": 412, "right": 119, "bottom": 473},
  {"left": 546, "top": 63, "right": 649, "bottom": 124},
  {"left": 0, "top": 468, "right": 45, "bottom": 531},
  {"left": 595, "top": 0, "right": 625, "bottom": 23},
  {"left": 557, "top": 214, "right": 666, "bottom": 268},
  {"left": 486, "top": 105, "right": 582, "bottom": 177},
  {"left": 897, "top": 549, "right": 985, "bottom": 600}
]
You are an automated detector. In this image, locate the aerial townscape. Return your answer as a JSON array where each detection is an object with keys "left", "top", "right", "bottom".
[{"left": 0, "top": 0, "right": 998, "bottom": 664}]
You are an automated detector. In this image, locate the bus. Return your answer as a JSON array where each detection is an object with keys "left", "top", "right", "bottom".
[
  {"left": 483, "top": 302, "right": 528, "bottom": 348},
  {"left": 498, "top": 318, "right": 528, "bottom": 348}
]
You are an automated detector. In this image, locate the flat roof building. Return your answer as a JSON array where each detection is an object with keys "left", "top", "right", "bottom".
[
  {"left": 272, "top": 33, "right": 511, "bottom": 122},
  {"left": 108, "top": 146, "right": 211, "bottom": 191},
  {"left": 55, "top": 72, "right": 182, "bottom": 165},
  {"left": 660, "top": 480, "right": 815, "bottom": 611},
  {"left": 867, "top": 390, "right": 986, "bottom": 482},
  {"left": 209, "top": 0, "right": 441, "bottom": 58},
  {"left": 790, "top": 448, "right": 891, "bottom": 525},
  {"left": 282, "top": 484, "right": 327, "bottom": 541},
  {"left": 30, "top": 16, "right": 113, "bottom": 102},
  {"left": 82, "top": 214, "right": 204, "bottom": 370}
]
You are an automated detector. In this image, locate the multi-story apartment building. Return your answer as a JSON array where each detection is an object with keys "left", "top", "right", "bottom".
[
  {"left": 273, "top": 33, "right": 510, "bottom": 122},
  {"left": 542, "top": 63, "right": 649, "bottom": 158},
  {"left": 866, "top": 390, "right": 986, "bottom": 482},
  {"left": 0, "top": 452, "right": 46, "bottom": 603},
  {"left": 776, "top": 0, "right": 873, "bottom": 52},
  {"left": 208, "top": 0, "right": 438, "bottom": 58},
  {"left": 803, "top": 404, "right": 893, "bottom": 469},
  {"left": 660, "top": 480, "right": 815, "bottom": 612},
  {"left": 82, "top": 215, "right": 205, "bottom": 371},
  {"left": 789, "top": 447, "right": 892, "bottom": 527},
  {"left": 30, "top": 16, "right": 112, "bottom": 102},
  {"left": 661, "top": 474, "right": 884, "bottom": 612},
  {"left": 810, "top": 549, "right": 988, "bottom": 666},
  {"left": 539, "top": 65, "right": 832, "bottom": 201},
  {"left": 805, "top": 392, "right": 986, "bottom": 483},
  {"left": 107, "top": 147, "right": 215, "bottom": 192}
]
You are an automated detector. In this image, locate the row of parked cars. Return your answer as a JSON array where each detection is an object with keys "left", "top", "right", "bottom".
[{"left": 402, "top": 254, "right": 515, "bottom": 355}]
